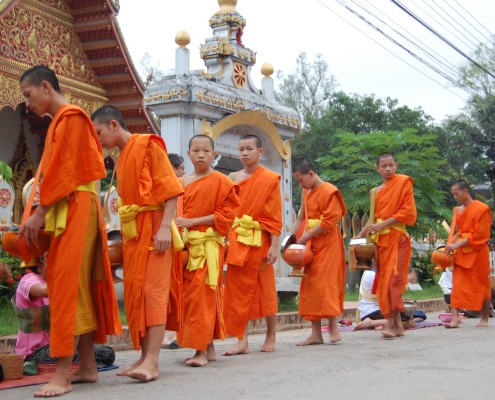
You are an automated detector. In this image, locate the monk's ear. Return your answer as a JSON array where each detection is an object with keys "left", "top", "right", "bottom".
[{"left": 258, "top": 147, "right": 264, "bottom": 156}]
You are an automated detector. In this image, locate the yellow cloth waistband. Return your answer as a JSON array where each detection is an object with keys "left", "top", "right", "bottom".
[
  {"left": 307, "top": 217, "right": 322, "bottom": 230},
  {"left": 233, "top": 214, "right": 262, "bottom": 247},
  {"left": 45, "top": 182, "right": 97, "bottom": 237},
  {"left": 370, "top": 219, "right": 406, "bottom": 243},
  {"left": 183, "top": 228, "right": 224, "bottom": 289},
  {"left": 118, "top": 200, "right": 183, "bottom": 251}
]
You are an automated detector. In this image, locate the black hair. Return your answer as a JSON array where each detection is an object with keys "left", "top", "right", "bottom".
[
  {"left": 292, "top": 157, "right": 317, "bottom": 174},
  {"left": 168, "top": 153, "right": 184, "bottom": 168},
  {"left": 240, "top": 134, "right": 262, "bottom": 148},
  {"left": 20, "top": 65, "right": 61, "bottom": 94},
  {"left": 91, "top": 105, "right": 128, "bottom": 131},
  {"left": 376, "top": 152, "right": 397, "bottom": 165},
  {"left": 188, "top": 135, "right": 215, "bottom": 150}
]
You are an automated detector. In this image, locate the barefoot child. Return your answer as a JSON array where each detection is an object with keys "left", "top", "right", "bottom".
[
  {"left": 19, "top": 66, "right": 122, "bottom": 397},
  {"left": 176, "top": 135, "right": 239, "bottom": 367},
  {"left": 357, "top": 153, "right": 417, "bottom": 339},
  {"left": 223, "top": 135, "right": 282, "bottom": 355},
  {"left": 291, "top": 158, "right": 347, "bottom": 345},
  {"left": 92, "top": 105, "right": 183, "bottom": 382},
  {"left": 444, "top": 180, "right": 492, "bottom": 328}
]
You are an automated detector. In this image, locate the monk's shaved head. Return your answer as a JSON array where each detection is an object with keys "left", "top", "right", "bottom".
[
  {"left": 20, "top": 65, "right": 61, "bottom": 93},
  {"left": 241, "top": 134, "right": 262, "bottom": 148},
  {"left": 292, "top": 157, "right": 317, "bottom": 174},
  {"left": 376, "top": 152, "right": 397, "bottom": 165},
  {"left": 189, "top": 135, "right": 215, "bottom": 150},
  {"left": 91, "top": 105, "right": 128, "bottom": 131}
]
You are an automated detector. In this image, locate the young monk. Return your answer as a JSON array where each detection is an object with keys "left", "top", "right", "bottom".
[
  {"left": 357, "top": 153, "right": 417, "bottom": 339},
  {"left": 176, "top": 135, "right": 239, "bottom": 367},
  {"left": 91, "top": 105, "right": 183, "bottom": 381},
  {"left": 162, "top": 153, "right": 186, "bottom": 350},
  {"left": 223, "top": 135, "right": 282, "bottom": 355},
  {"left": 19, "top": 66, "right": 122, "bottom": 397},
  {"left": 444, "top": 180, "right": 492, "bottom": 328},
  {"left": 291, "top": 158, "right": 347, "bottom": 345}
]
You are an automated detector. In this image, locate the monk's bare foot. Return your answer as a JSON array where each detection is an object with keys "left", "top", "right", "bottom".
[
  {"left": 353, "top": 318, "right": 372, "bottom": 331},
  {"left": 296, "top": 334, "right": 324, "bottom": 346},
  {"left": 444, "top": 320, "right": 460, "bottom": 329},
  {"left": 206, "top": 343, "right": 217, "bottom": 361},
  {"left": 117, "top": 359, "right": 142, "bottom": 377},
  {"left": 34, "top": 376, "right": 72, "bottom": 397},
  {"left": 223, "top": 340, "right": 249, "bottom": 356},
  {"left": 476, "top": 318, "right": 489, "bottom": 327},
  {"left": 261, "top": 334, "right": 276, "bottom": 352},
  {"left": 127, "top": 363, "right": 159, "bottom": 382},
  {"left": 393, "top": 327, "right": 405, "bottom": 337},
  {"left": 184, "top": 351, "right": 208, "bottom": 367},
  {"left": 70, "top": 367, "right": 98, "bottom": 383},
  {"left": 381, "top": 330, "right": 396, "bottom": 339},
  {"left": 329, "top": 330, "right": 342, "bottom": 344}
]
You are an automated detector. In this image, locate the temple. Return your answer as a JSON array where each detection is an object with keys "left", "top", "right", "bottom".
[{"left": 145, "top": 0, "right": 301, "bottom": 290}]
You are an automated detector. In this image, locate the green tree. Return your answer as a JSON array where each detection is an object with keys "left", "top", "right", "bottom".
[
  {"left": 318, "top": 129, "right": 449, "bottom": 239},
  {"left": 0, "top": 161, "right": 12, "bottom": 183},
  {"left": 456, "top": 38, "right": 495, "bottom": 162}
]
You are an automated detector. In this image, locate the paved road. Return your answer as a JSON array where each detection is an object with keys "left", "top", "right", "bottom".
[{"left": 5, "top": 314, "right": 495, "bottom": 400}]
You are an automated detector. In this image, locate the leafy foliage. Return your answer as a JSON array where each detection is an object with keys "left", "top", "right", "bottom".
[
  {"left": 0, "top": 161, "right": 12, "bottom": 183},
  {"left": 0, "top": 238, "right": 22, "bottom": 299},
  {"left": 318, "top": 129, "right": 450, "bottom": 238}
]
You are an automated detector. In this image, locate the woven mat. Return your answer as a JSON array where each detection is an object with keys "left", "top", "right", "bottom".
[{"left": 0, "top": 365, "right": 119, "bottom": 391}]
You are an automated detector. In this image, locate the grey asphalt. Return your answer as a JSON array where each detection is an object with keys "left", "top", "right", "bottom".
[{"left": 4, "top": 314, "right": 495, "bottom": 400}]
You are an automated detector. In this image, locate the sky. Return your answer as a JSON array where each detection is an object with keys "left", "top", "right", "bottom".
[{"left": 117, "top": 0, "right": 495, "bottom": 123}]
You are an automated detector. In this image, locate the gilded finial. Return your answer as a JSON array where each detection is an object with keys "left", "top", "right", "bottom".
[
  {"left": 175, "top": 30, "right": 190, "bottom": 47},
  {"left": 261, "top": 63, "right": 274, "bottom": 78},
  {"left": 218, "top": 0, "right": 237, "bottom": 11}
]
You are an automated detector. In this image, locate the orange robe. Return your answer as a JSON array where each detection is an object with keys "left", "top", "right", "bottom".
[
  {"left": 298, "top": 183, "right": 347, "bottom": 320},
  {"left": 40, "top": 105, "right": 122, "bottom": 357},
  {"left": 374, "top": 174, "right": 417, "bottom": 319},
  {"left": 224, "top": 167, "right": 282, "bottom": 338},
  {"left": 117, "top": 134, "right": 184, "bottom": 350},
  {"left": 451, "top": 200, "right": 492, "bottom": 310},
  {"left": 177, "top": 172, "right": 239, "bottom": 351}
]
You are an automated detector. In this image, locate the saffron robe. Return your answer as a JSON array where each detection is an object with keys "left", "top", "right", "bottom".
[
  {"left": 177, "top": 172, "right": 239, "bottom": 351},
  {"left": 39, "top": 105, "right": 122, "bottom": 357},
  {"left": 374, "top": 174, "right": 417, "bottom": 319},
  {"left": 224, "top": 167, "right": 282, "bottom": 338},
  {"left": 451, "top": 200, "right": 492, "bottom": 310},
  {"left": 117, "top": 134, "right": 183, "bottom": 350},
  {"left": 298, "top": 183, "right": 347, "bottom": 320}
]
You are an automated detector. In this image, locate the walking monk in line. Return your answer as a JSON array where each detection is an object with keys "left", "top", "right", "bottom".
[
  {"left": 357, "top": 153, "right": 417, "bottom": 339},
  {"left": 223, "top": 135, "right": 282, "bottom": 355},
  {"left": 444, "top": 180, "right": 492, "bottom": 328},
  {"left": 176, "top": 135, "right": 240, "bottom": 367},
  {"left": 19, "top": 66, "right": 122, "bottom": 397},
  {"left": 291, "top": 158, "right": 347, "bottom": 345},
  {"left": 91, "top": 105, "right": 183, "bottom": 381}
]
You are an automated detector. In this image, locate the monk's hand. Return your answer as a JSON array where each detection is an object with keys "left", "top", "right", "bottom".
[
  {"left": 154, "top": 227, "right": 172, "bottom": 253},
  {"left": 174, "top": 217, "right": 194, "bottom": 229},
  {"left": 366, "top": 222, "right": 382, "bottom": 236},
  {"left": 19, "top": 212, "right": 45, "bottom": 247},
  {"left": 266, "top": 245, "right": 278, "bottom": 264},
  {"left": 444, "top": 244, "right": 456, "bottom": 255},
  {"left": 296, "top": 234, "right": 308, "bottom": 245}
]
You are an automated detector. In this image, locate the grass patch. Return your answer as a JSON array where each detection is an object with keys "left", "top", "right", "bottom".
[
  {"left": 278, "top": 295, "right": 299, "bottom": 312},
  {"left": 0, "top": 297, "right": 17, "bottom": 336}
]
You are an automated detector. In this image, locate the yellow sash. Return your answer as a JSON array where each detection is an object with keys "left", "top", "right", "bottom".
[
  {"left": 233, "top": 214, "right": 262, "bottom": 247},
  {"left": 370, "top": 219, "right": 406, "bottom": 243},
  {"left": 118, "top": 200, "right": 183, "bottom": 251},
  {"left": 308, "top": 217, "right": 322, "bottom": 230},
  {"left": 45, "top": 182, "right": 97, "bottom": 237},
  {"left": 183, "top": 228, "right": 224, "bottom": 289}
]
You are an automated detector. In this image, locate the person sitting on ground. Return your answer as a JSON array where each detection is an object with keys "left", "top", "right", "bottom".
[
  {"left": 406, "top": 269, "right": 423, "bottom": 291},
  {"left": 354, "top": 269, "right": 425, "bottom": 331},
  {"left": 14, "top": 255, "right": 49, "bottom": 359}
]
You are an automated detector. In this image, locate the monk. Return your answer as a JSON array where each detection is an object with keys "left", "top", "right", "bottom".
[
  {"left": 91, "top": 105, "right": 183, "bottom": 382},
  {"left": 444, "top": 180, "right": 492, "bottom": 328},
  {"left": 19, "top": 66, "right": 122, "bottom": 397},
  {"left": 162, "top": 153, "right": 186, "bottom": 350},
  {"left": 291, "top": 158, "right": 347, "bottom": 345},
  {"left": 223, "top": 135, "right": 282, "bottom": 355},
  {"left": 176, "top": 135, "right": 239, "bottom": 367},
  {"left": 357, "top": 153, "right": 417, "bottom": 339}
]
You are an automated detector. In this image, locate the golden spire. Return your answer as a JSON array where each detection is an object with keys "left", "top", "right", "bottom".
[{"left": 218, "top": 0, "right": 237, "bottom": 11}]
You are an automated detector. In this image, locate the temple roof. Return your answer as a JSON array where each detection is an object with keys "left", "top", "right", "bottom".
[{"left": 0, "top": 0, "right": 158, "bottom": 134}]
